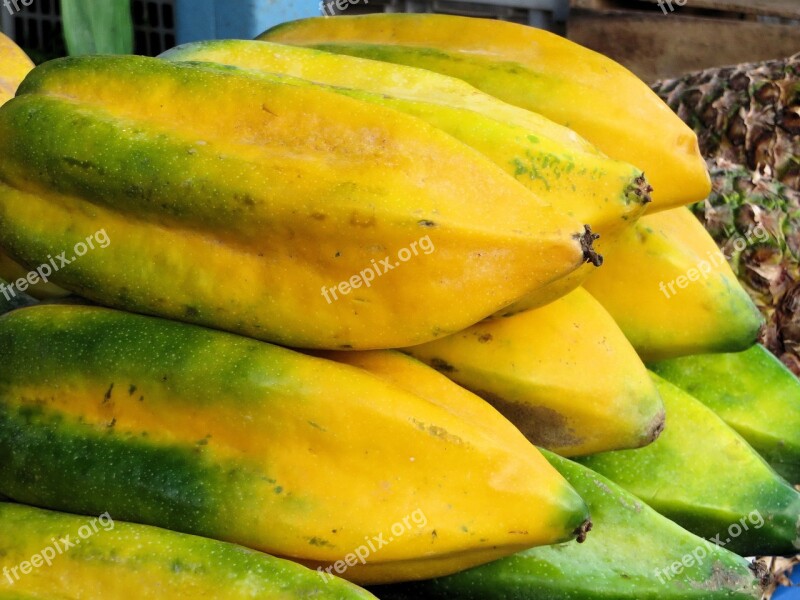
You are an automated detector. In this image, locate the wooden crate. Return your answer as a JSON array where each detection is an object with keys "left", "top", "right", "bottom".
[{"left": 567, "top": 0, "right": 800, "bottom": 82}]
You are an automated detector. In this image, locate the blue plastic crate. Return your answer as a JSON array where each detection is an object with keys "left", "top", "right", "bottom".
[
  {"left": 174, "top": 0, "right": 320, "bottom": 44},
  {"left": 774, "top": 565, "right": 800, "bottom": 599}
]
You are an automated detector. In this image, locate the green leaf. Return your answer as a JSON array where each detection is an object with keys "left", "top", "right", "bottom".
[{"left": 61, "top": 0, "right": 133, "bottom": 56}]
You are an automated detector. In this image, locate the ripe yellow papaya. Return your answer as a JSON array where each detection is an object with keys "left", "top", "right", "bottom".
[
  {"left": 0, "top": 305, "right": 590, "bottom": 584},
  {"left": 162, "top": 40, "right": 651, "bottom": 240},
  {"left": 0, "top": 55, "right": 592, "bottom": 349},
  {"left": 0, "top": 503, "right": 376, "bottom": 599},
  {"left": 0, "top": 33, "right": 32, "bottom": 104},
  {"left": 583, "top": 207, "right": 763, "bottom": 361},
  {"left": 260, "top": 14, "right": 711, "bottom": 211},
  {"left": 391, "top": 288, "right": 664, "bottom": 457}
]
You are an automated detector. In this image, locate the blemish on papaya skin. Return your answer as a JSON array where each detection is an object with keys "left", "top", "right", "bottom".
[
  {"left": 474, "top": 390, "right": 583, "bottom": 449},
  {"left": 103, "top": 384, "right": 114, "bottom": 404},
  {"left": 410, "top": 418, "right": 464, "bottom": 445},
  {"left": 477, "top": 333, "right": 493, "bottom": 343},
  {"left": 128, "top": 385, "right": 137, "bottom": 396},
  {"left": 417, "top": 220, "right": 436, "bottom": 228},
  {"left": 308, "top": 537, "right": 334, "bottom": 548},
  {"left": 429, "top": 358, "right": 456, "bottom": 373}
]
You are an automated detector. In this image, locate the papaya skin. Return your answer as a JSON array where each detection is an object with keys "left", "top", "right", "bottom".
[
  {"left": 260, "top": 13, "right": 711, "bottom": 210},
  {"left": 0, "top": 503, "right": 376, "bottom": 600},
  {"left": 372, "top": 451, "right": 764, "bottom": 600},
  {"left": 161, "top": 40, "right": 650, "bottom": 238},
  {"left": 0, "top": 33, "right": 32, "bottom": 104},
  {"left": 0, "top": 56, "right": 589, "bottom": 349},
  {"left": 650, "top": 344, "right": 800, "bottom": 484},
  {"left": 580, "top": 373, "right": 800, "bottom": 557},
  {"left": 583, "top": 207, "right": 763, "bottom": 361},
  {"left": 0, "top": 32, "right": 67, "bottom": 300},
  {"left": 400, "top": 288, "right": 665, "bottom": 457},
  {"left": 0, "top": 305, "right": 589, "bottom": 584}
]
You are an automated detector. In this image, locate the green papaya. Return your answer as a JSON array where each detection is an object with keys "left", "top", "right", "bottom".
[
  {"left": 0, "top": 502, "right": 375, "bottom": 599},
  {"left": 0, "top": 304, "right": 589, "bottom": 585},
  {"left": 0, "top": 55, "right": 591, "bottom": 350},
  {"left": 372, "top": 450, "right": 764, "bottom": 600},
  {"left": 580, "top": 373, "right": 800, "bottom": 556},
  {"left": 650, "top": 345, "right": 800, "bottom": 484}
]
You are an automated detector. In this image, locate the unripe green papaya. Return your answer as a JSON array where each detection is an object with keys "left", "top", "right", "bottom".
[
  {"left": 650, "top": 345, "right": 800, "bottom": 484},
  {"left": 580, "top": 373, "right": 800, "bottom": 557},
  {"left": 0, "top": 305, "right": 589, "bottom": 584},
  {"left": 0, "top": 55, "right": 591, "bottom": 350}
]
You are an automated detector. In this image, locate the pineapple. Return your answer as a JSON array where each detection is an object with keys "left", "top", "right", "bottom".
[{"left": 652, "top": 53, "right": 799, "bottom": 190}]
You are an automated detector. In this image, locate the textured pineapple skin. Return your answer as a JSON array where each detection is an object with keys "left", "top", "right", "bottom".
[{"left": 652, "top": 54, "right": 800, "bottom": 191}]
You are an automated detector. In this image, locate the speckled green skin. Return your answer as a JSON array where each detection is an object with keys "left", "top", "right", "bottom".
[
  {"left": 650, "top": 345, "right": 800, "bottom": 484},
  {"left": 371, "top": 451, "right": 762, "bottom": 600},
  {"left": 0, "top": 503, "right": 375, "bottom": 599},
  {"left": 580, "top": 374, "right": 800, "bottom": 557}
]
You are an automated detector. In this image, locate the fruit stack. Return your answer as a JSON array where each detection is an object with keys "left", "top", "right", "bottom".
[{"left": 0, "top": 14, "right": 796, "bottom": 600}]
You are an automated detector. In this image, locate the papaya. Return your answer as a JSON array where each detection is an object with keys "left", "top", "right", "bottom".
[
  {"left": 0, "top": 55, "right": 593, "bottom": 349},
  {"left": 0, "top": 33, "right": 67, "bottom": 301},
  {"left": 0, "top": 304, "right": 589, "bottom": 584},
  {"left": 0, "top": 33, "right": 32, "bottom": 105},
  {"left": 161, "top": 39, "right": 650, "bottom": 239},
  {"left": 583, "top": 207, "right": 763, "bottom": 361},
  {"left": 372, "top": 451, "right": 765, "bottom": 600},
  {"left": 0, "top": 502, "right": 375, "bottom": 599},
  {"left": 650, "top": 345, "right": 800, "bottom": 484},
  {"left": 259, "top": 13, "right": 711, "bottom": 210},
  {"left": 393, "top": 288, "right": 664, "bottom": 457},
  {"left": 580, "top": 373, "right": 800, "bottom": 557}
]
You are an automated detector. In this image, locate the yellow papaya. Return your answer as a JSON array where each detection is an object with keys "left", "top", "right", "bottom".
[
  {"left": 0, "top": 305, "right": 590, "bottom": 584},
  {"left": 396, "top": 288, "right": 665, "bottom": 457},
  {"left": 0, "top": 55, "right": 593, "bottom": 349},
  {"left": 0, "top": 32, "right": 32, "bottom": 104},
  {"left": 583, "top": 207, "right": 763, "bottom": 362},
  {"left": 260, "top": 13, "right": 711, "bottom": 211},
  {"left": 162, "top": 40, "right": 651, "bottom": 239}
]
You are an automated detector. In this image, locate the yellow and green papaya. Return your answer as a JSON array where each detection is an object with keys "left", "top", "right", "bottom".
[
  {"left": 580, "top": 373, "right": 800, "bottom": 557},
  {"left": 0, "top": 503, "right": 375, "bottom": 599},
  {"left": 583, "top": 207, "right": 763, "bottom": 361},
  {"left": 260, "top": 13, "right": 711, "bottom": 211},
  {"left": 650, "top": 345, "right": 800, "bottom": 484},
  {"left": 372, "top": 451, "right": 765, "bottom": 600},
  {"left": 395, "top": 288, "right": 664, "bottom": 457},
  {"left": 0, "top": 33, "right": 67, "bottom": 301},
  {"left": 0, "top": 305, "right": 589, "bottom": 584},
  {"left": 161, "top": 40, "right": 651, "bottom": 239},
  {"left": 0, "top": 55, "right": 592, "bottom": 350}
]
